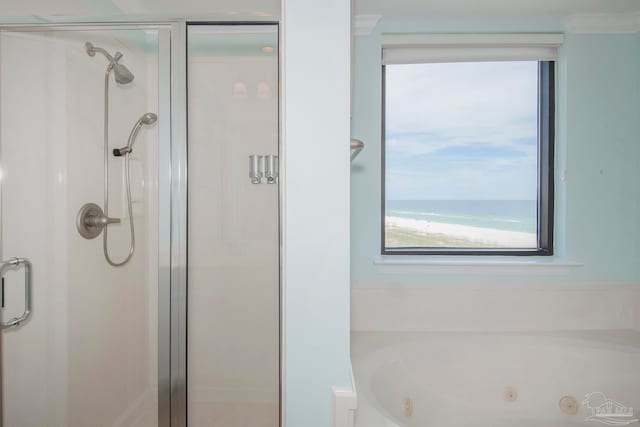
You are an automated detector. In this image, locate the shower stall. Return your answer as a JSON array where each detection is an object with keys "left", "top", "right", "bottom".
[{"left": 0, "top": 23, "right": 279, "bottom": 427}]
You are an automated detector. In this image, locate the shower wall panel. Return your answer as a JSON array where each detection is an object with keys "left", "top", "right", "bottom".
[{"left": 187, "top": 25, "right": 279, "bottom": 427}]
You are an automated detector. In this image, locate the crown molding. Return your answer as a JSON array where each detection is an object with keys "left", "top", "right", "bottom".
[
  {"left": 354, "top": 14, "right": 381, "bottom": 36},
  {"left": 565, "top": 13, "right": 640, "bottom": 34}
]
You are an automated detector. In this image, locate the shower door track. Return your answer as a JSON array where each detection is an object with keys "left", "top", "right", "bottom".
[{"left": 0, "top": 22, "right": 188, "bottom": 427}]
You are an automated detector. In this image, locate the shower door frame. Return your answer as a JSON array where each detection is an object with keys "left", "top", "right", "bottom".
[{"left": 0, "top": 22, "right": 188, "bottom": 427}]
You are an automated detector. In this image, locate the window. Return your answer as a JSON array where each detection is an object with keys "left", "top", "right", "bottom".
[{"left": 382, "top": 34, "right": 559, "bottom": 255}]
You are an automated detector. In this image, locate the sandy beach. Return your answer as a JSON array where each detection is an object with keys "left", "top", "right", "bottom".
[{"left": 386, "top": 216, "right": 537, "bottom": 248}]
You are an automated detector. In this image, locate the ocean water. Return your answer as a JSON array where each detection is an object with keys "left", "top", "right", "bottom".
[{"left": 386, "top": 200, "right": 537, "bottom": 233}]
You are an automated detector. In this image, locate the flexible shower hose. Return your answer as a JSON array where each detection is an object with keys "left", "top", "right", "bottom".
[{"left": 102, "top": 66, "right": 135, "bottom": 267}]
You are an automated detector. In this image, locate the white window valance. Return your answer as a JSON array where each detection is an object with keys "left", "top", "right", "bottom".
[{"left": 382, "top": 33, "right": 564, "bottom": 64}]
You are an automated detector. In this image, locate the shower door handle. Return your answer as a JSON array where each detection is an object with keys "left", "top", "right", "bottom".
[{"left": 0, "top": 257, "right": 32, "bottom": 330}]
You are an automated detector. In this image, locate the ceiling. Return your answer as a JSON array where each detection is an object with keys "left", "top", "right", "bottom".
[
  {"left": 354, "top": 0, "right": 640, "bottom": 20},
  {"left": 0, "top": 0, "right": 91, "bottom": 16},
  {"left": 111, "top": 0, "right": 279, "bottom": 18},
  {"left": 0, "top": 0, "right": 280, "bottom": 19},
  {"left": 1, "top": 0, "right": 639, "bottom": 22}
]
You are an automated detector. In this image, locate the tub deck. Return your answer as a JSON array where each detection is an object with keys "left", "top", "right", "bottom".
[{"left": 352, "top": 330, "right": 640, "bottom": 427}]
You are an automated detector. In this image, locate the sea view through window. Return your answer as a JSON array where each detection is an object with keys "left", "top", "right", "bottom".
[{"left": 383, "top": 60, "right": 552, "bottom": 253}]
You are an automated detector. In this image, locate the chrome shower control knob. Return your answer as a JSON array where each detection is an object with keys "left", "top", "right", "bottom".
[
  {"left": 84, "top": 213, "right": 120, "bottom": 227},
  {"left": 76, "top": 202, "right": 120, "bottom": 239}
]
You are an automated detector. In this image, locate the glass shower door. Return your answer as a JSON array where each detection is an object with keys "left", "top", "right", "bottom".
[
  {"left": 0, "top": 26, "right": 169, "bottom": 427},
  {"left": 187, "top": 25, "right": 280, "bottom": 427}
]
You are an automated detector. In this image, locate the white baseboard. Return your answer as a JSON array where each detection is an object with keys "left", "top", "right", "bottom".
[{"left": 332, "top": 365, "right": 358, "bottom": 427}]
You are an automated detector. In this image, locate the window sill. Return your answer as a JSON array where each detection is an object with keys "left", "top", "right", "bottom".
[{"left": 372, "top": 256, "right": 583, "bottom": 276}]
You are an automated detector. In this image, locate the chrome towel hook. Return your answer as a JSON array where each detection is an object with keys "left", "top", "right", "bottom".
[{"left": 351, "top": 138, "right": 365, "bottom": 161}]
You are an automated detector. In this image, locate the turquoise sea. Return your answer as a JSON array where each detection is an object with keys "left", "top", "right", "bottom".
[{"left": 385, "top": 200, "right": 537, "bottom": 233}]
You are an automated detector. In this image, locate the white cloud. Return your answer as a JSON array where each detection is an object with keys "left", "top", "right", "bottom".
[
  {"left": 386, "top": 61, "right": 538, "bottom": 154},
  {"left": 385, "top": 61, "right": 540, "bottom": 200}
]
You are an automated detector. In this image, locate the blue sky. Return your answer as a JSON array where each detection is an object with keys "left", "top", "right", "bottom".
[{"left": 385, "top": 61, "right": 539, "bottom": 201}]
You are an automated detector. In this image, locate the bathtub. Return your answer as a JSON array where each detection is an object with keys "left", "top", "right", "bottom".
[{"left": 352, "top": 331, "right": 640, "bottom": 426}]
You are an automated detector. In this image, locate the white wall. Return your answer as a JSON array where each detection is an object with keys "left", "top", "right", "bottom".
[{"left": 281, "top": 0, "right": 353, "bottom": 425}]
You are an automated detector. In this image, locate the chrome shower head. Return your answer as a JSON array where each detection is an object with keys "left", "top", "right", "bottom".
[
  {"left": 113, "top": 113, "right": 158, "bottom": 157},
  {"left": 112, "top": 63, "right": 135, "bottom": 85},
  {"left": 140, "top": 112, "right": 158, "bottom": 125},
  {"left": 86, "top": 41, "right": 135, "bottom": 85}
]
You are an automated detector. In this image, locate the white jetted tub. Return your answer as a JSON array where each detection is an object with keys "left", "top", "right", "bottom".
[{"left": 352, "top": 331, "right": 640, "bottom": 427}]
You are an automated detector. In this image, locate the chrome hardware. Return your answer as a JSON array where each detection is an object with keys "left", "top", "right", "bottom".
[
  {"left": 350, "top": 138, "right": 365, "bottom": 161},
  {"left": 76, "top": 202, "right": 121, "bottom": 239},
  {"left": 249, "top": 154, "right": 278, "bottom": 184},
  {"left": 0, "top": 257, "right": 32, "bottom": 330},
  {"left": 113, "top": 146, "right": 132, "bottom": 156},
  {"left": 249, "top": 155, "right": 262, "bottom": 184},
  {"left": 264, "top": 155, "right": 278, "bottom": 183}
]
